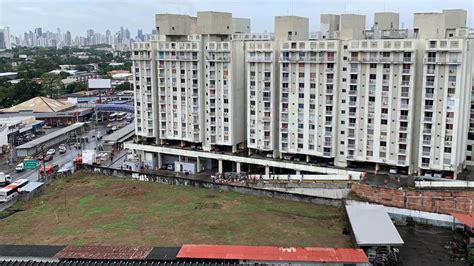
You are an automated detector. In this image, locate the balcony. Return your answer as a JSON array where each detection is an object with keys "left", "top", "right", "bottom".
[
  {"left": 400, "top": 127, "right": 407, "bottom": 132},
  {"left": 399, "top": 138, "right": 407, "bottom": 143},
  {"left": 425, "top": 93, "right": 434, "bottom": 99},
  {"left": 326, "top": 79, "right": 334, "bottom": 84},
  {"left": 350, "top": 79, "right": 358, "bottom": 84},
  {"left": 326, "top": 89, "right": 334, "bottom": 94},
  {"left": 401, "top": 92, "right": 409, "bottom": 97},
  {"left": 424, "top": 116, "right": 433, "bottom": 122},
  {"left": 401, "top": 104, "right": 409, "bottom": 109},
  {"left": 403, "top": 57, "right": 412, "bottom": 62},
  {"left": 348, "top": 122, "right": 356, "bottom": 127},
  {"left": 402, "top": 69, "right": 410, "bottom": 74},
  {"left": 347, "top": 143, "right": 355, "bottom": 149},
  {"left": 399, "top": 149, "right": 407, "bottom": 154},
  {"left": 400, "top": 115, "right": 408, "bottom": 121},
  {"left": 326, "top": 68, "right": 334, "bottom": 73},
  {"left": 401, "top": 81, "right": 410, "bottom": 86},
  {"left": 426, "top": 81, "right": 434, "bottom": 87},
  {"left": 422, "top": 151, "right": 431, "bottom": 156},
  {"left": 349, "top": 101, "right": 357, "bottom": 106},
  {"left": 421, "top": 162, "right": 430, "bottom": 167},
  {"left": 423, "top": 128, "right": 432, "bottom": 134},
  {"left": 423, "top": 140, "right": 431, "bottom": 145},
  {"left": 349, "top": 112, "right": 356, "bottom": 117}
]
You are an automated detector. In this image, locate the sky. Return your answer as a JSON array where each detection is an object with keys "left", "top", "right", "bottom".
[{"left": 1, "top": 0, "right": 473, "bottom": 37}]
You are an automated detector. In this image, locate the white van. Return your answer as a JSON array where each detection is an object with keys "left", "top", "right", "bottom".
[{"left": 15, "top": 163, "right": 24, "bottom": 172}]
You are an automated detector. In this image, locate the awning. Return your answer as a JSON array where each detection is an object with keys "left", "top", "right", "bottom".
[
  {"left": 452, "top": 213, "right": 474, "bottom": 228},
  {"left": 346, "top": 204, "right": 404, "bottom": 247}
]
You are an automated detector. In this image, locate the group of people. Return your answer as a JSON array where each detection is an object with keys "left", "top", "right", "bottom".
[{"left": 211, "top": 172, "right": 262, "bottom": 185}]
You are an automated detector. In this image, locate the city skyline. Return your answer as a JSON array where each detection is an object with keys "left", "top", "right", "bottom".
[{"left": 1, "top": 0, "right": 473, "bottom": 36}]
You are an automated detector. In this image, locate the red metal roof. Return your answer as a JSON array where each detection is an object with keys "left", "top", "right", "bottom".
[
  {"left": 177, "top": 245, "right": 368, "bottom": 263},
  {"left": 452, "top": 213, "right": 474, "bottom": 228}
]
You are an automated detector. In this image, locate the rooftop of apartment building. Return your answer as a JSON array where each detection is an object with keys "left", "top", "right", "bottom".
[{"left": 142, "top": 9, "right": 472, "bottom": 47}]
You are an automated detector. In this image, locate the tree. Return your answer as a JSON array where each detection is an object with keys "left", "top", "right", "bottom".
[
  {"left": 41, "top": 73, "right": 64, "bottom": 99},
  {"left": 58, "top": 71, "right": 71, "bottom": 79},
  {"left": 12, "top": 80, "right": 43, "bottom": 103},
  {"left": 115, "top": 81, "right": 132, "bottom": 91},
  {"left": 65, "top": 82, "right": 87, "bottom": 93}
]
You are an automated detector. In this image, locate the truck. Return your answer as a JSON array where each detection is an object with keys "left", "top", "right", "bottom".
[{"left": 0, "top": 172, "right": 12, "bottom": 186}]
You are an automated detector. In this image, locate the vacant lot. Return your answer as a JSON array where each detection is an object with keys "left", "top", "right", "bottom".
[{"left": 0, "top": 172, "right": 351, "bottom": 247}]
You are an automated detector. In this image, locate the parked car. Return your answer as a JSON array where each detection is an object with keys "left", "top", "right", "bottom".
[
  {"left": 15, "top": 163, "right": 24, "bottom": 172},
  {"left": 46, "top": 148, "right": 56, "bottom": 155},
  {"left": 389, "top": 167, "right": 398, "bottom": 174},
  {"left": 111, "top": 126, "right": 118, "bottom": 131},
  {"left": 42, "top": 125, "right": 52, "bottom": 129},
  {"left": 23, "top": 156, "right": 34, "bottom": 161},
  {"left": 75, "top": 142, "right": 82, "bottom": 149},
  {"left": 44, "top": 154, "right": 53, "bottom": 162},
  {"left": 58, "top": 145, "right": 67, "bottom": 154},
  {"left": 283, "top": 154, "right": 294, "bottom": 161},
  {"left": 36, "top": 154, "right": 44, "bottom": 161},
  {"left": 106, "top": 123, "right": 113, "bottom": 128}
]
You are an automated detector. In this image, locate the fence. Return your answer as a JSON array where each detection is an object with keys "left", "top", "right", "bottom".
[{"left": 81, "top": 164, "right": 343, "bottom": 207}]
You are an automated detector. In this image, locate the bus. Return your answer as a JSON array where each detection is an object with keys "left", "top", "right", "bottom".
[
  {"left": 108, "top": 113, "right": 118, "bottom": 122},
  {"left": 0, "top": 179, "right": 29, "bottom": 202},
  {"left": 117, "top": 112, "right": 127, "bottom": 121}
]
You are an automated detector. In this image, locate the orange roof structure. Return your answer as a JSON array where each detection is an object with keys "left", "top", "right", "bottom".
[
  {"left": 1, "top": 96, "right": 75, "bottom": 113},
  {"left": 452, "top": 213, "right": 474, "bottom": 228},
  {"left": 177, "top": 244, "right": 368, "bottom": 263}
]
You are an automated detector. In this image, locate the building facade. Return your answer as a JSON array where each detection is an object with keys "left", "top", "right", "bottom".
[{"left": 131, "top": 10, "right": 473, "bottom": 177}]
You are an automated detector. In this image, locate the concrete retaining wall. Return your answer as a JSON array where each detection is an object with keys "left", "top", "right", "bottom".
[{"left": 82, "top": 165, "right": 342, "bottom": 207}]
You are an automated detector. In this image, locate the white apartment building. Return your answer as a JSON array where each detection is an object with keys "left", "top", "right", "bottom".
[
  {"left": 418, "top": 37, "right": 473, "bottom": 174},
  {"left": 279, "top": 40, "right": 339, "bottom": 159},
  {"left": 132, "top": 42, "right": 156, "bottom": 139},
  {"left": 130, "top": 10, "right": 473, "bottom": 178},
  {"left": 339, "top": 39, "right": 416, "bottom": 171},
  {"left": 156, "top": 40, "right": 202, "bottom": 144},
  {"left": 246, "top": 41, "right": 276, "bottom": 154},
  {"left": 204, "top": 40, "right": 246, "bottom": 152}
]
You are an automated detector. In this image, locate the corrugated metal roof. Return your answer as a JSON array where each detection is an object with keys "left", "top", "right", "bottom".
[
  {"left": 177, "top": 244, "right": 368, "bottom": 263},
  {"left": 452, "top": 213, "right": 474, "bottom": 228},
  {"left": 0, "top": 260, "right": 238, "bottom": 265},
  {"left": 18, "top": 181, "right": 44, "bottom": 192},
  {"left": 346, "top": 204, "right": 404, "bottom": 246},
  {"left": 16, "top": 123, "right": 84, "bottom": 149},
  {"left": 54, "top": 246, "right": 153, "bottom": 260},
  {"left": 103, "top": 123, "right": 134, "bottom": 143}
]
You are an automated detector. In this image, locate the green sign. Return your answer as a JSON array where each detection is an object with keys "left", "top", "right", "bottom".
[{"left": 23, "top": 160, "right": 37, "bottom": 170}]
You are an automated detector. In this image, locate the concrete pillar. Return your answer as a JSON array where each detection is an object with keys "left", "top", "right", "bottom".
[
  {"left": 218, "top": 159, "right": 223, "bottom": 173},
  {"left": 178, "top": 155, "right": 182, "bottom": 162},
  {"left": 232, "top": 144, "right": 237, "bottom": 153},
  {"left": 236, "top": 162, "right": 241, "bottom": 174},
  {"left": 157, "top": 152, "right": 162, "bottom": 169},
  {"left": 306, "top": 155, "right": 310, "bottom": 163},
  {"left": 265, "top": 166, "right": 270, "bottom": 177},
  {"left": 196, "top": 157, "right": 201, "bottom": 173},
  {"left": 296, "top": 170, "right": 301, "bottom": 175}
]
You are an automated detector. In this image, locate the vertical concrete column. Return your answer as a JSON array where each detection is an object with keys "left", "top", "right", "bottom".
[
  {"left": 236, "top": 162, "right": 241, "bottom": 174},
  {"left": 296, "top": 170, "right": 301, "bottom": 175},
  {"left": 306, "top": 155, "right": 310, "bottom": 163},
  {"left": 265, "top": 166, "right": 270, "bottom": 177},
  {"left": 196, "top": 157, "right": 201, "bottom": 173},
  {"left": 218, "top": 159, "right": 223, "bottom": 173},
  {"left": 157, "top": 152, "right": 162, "bottom": 169}
]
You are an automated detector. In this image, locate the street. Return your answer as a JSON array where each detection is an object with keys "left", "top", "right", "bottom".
[{"left": 7, "top": 123, "right": 109, "bottom": 183}]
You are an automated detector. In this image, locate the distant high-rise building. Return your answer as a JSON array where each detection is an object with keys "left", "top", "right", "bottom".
[
  {"left": 0, "top": 30, "right": 5, "bottom": 50},
  {"left": 65, "top": 31, "right": 72, "bottom": 46},
  {"left": 34, "top": 27, "right": 42, "bottom": 38},
  {"left": 137, "top": 29, "right": 144, "bottom": 41},
  {"left": 106, "top": 29, "right": 112, "bottom": 45},
  {"left": 125, "top": 28, "right": 131, "bottom": 39}
]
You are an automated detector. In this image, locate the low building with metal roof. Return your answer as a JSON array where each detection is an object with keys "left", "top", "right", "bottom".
[
  {"left": 16, "top": 123, "right": 85, "bottom": 157},
  {"left": 102, "top": 123, "right": 135, "bottom": 152},
  {"left": 345, "top": 204, "right": 404, "bottom": 247}
]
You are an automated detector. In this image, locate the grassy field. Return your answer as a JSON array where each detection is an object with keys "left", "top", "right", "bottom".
[{"left": 0, "top": 172, "right": 352, "bottom": 247}]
